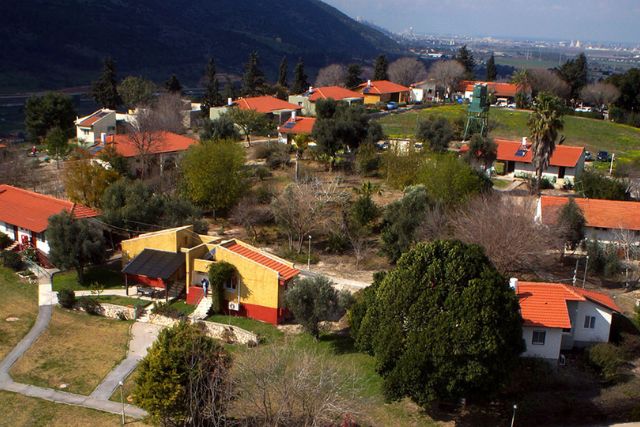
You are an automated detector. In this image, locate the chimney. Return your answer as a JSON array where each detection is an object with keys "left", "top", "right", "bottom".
[
  {"left": 521, "top": 137, "right": 527, "bottom": 146},
  {"left": 367, "top": 79, "right": 372, "bottom": 87},
  {"left": 509, "top": 278, "right": 518, "bottom": 292},
  {"left": 291, "top": 111, "right": 297, "bottom": 121},
  {"left": 100, "top": 132, "right": 107, "bottom": 145},
  {"left": 227, "top": 97, "right": 233, "bottom": 106},
  {"left": 308, "top": 86, "right": 313, "bottom": 93}
]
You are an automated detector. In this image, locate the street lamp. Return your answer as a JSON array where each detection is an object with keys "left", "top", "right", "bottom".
[
  {"left": 119, "top": 380, "right": 125, "bottom": 425},
  {"left": 511, "top": 404, "right": 517, "bottom": 427},
  {"left": 307, "top": 235, "right": 312, "bottom": 270}
]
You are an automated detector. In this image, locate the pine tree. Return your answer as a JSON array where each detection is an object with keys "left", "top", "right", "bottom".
[
  {"left": 374, "top": 55, "right": 389, "bottom": 80},
  {"left": 165, "top": 74, "right": 182, "bottom": 94},
  {"left": 486, "top": 54, "right": 497, "bottom": 82},
  {"left": 201, "top": 58, "right": 223, "bottom": 117},
  {"left": 291, "top": 58, "right": 309, "bottom": 94},
  {"left": 242, "top": 51, "right": 266, "bottom": 96},
  {"left": 278, "top": 56, "right": 288, "bottom": 87},
  {"left": 455, "top": 45, "right": 476, "bottom": 80},
  {"left": 222, "top": 76, "right": 236, "bottom": 103},
  {"left": 345, "top": 64, "right": 363, "bottom": 89},
  {"left": 91, "top": 57, "right": 120, "bottom": 109}
]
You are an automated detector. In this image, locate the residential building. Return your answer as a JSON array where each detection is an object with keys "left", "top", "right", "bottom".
[
  {"left": 536, "top": 196, "right": 640, "bottom": 244},
  {"left": 75, "top": 109, "right": 117, "bottom": 145},
  {"left": 210, "top": 96, "right": 302, "bottom": 125},
  {"left": 288, "top": 86, "right": 364, "bottom": 116},
  {"left": 0, "top": 184, "right": 99, "bottom": 258},
  {"left": 121, "top": 226, "right": 300, "bottom": 324},
  {"left": 410, "top": 79, "right": 438, "bottom": 103},
  {"left": 515, "top": 279, "right": 620, "bottom": 362},
  {"left": 354, "top": 80, "right": 411, "bottom": 105},
  {"left": 277, "top": 113, "right": 316, "bottom": 144},
  {"left": 88, "top": 132, "right": 197, "bottom": 177},
  {"left": 459, "top": 80, "right": 530, "bottom": 103}
]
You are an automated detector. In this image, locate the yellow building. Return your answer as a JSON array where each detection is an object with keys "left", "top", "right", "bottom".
[
  {"left": 355, "top": 80, "right": 412, "bottom": 105},
  {"left": 121, "top": 226, "right": 300, "bottom": 324}
]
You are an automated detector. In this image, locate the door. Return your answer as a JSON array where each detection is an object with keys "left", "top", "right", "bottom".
[{"left": 558, "top": 167, "right": 566, "bottom": 179}]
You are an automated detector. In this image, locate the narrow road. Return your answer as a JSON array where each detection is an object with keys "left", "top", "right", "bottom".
[{"left": 300, "top": 269, "right": 370, "bottom": 291}]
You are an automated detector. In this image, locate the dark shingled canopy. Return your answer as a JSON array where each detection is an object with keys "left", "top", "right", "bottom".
[{"left": 122, "top": 249, "right": 185, "bottom": 280}]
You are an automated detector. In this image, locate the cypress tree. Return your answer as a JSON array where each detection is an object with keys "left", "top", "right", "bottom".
[
  {"left": 91, "top": 57, "right": 120, "bottom": 109},
  {"left": 291, "top": 58, "right": 309, "bottom": 94},
  {"left": 222, "top": 76, "right": 236, "bottom": 103},
  {"left": 345, "top": 64, "right": 363, "bottom": 89},
  {"left": 242, "top": 52, "right": 266, "bottom": 96},
  {"left": 202, "top": 58, "right": 223, "bottom": 116},
  {"left": 455, "top": 45, "right": 476, "bottom": 80},
  {"left": 486, "top": 54, "right": 497, "bottom": 82},
  {"left": 374, "top": 55, "right": 389, "bottom": 80},
  {"left": 278, "top": 56, "right": 288, "bottom": 88},
  {"left": 165, "top": 74, "right": 182, "bottom": 94}
]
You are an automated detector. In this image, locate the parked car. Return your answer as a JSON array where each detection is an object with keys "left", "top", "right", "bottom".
[
  {"left": 584, "top": 151, "right": 594, "bottom": 162},
  {"left": 507, "top": 103, "right": 517, "bottom": 109},
  {"left": 386, "top": 102, "right": 398, "bottom": 110},
  {"left": 596, "top": 151, "right": 611, "bottom": 162},
  {"left": 575, "top": 106, "right": 592, "bottom": 113}
]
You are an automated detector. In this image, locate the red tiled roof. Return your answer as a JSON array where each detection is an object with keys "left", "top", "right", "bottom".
[
  {"left": 309, "top": 86, "right": 364, "bottom": 102},
  {"left": 539, "top": 196, "right": 640, "bottom": 231},
  {"left": 234, "top": 96, "right": 302, "bottom": 114},
  {"left": 101, "top": 132, "right": 197, "bottom": 158},
  {"left": 460, "top": 80, "right": 520, "bottom": 97},
  {"left": 278, "top": 117, "right": 316, "bottom": 135},
  {"left": 0, "top": 185, "right": 99, "bottom": 233},
  {"left": 222, "top": 241, "right": 300, "bottom": 282},
  {"left": 76, "top": 110, "right": 112, "bottom": 127},
  {"left": 517, "top": 282, "right": 620, "bottom": 328},
  {"left": 495, "top": 138, "right": 584, "bottom": 168},
  {"left": 356, "top": 80, "right": 411, "bottom": 95}
]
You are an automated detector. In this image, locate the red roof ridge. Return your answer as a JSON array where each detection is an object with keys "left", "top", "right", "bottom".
[{"left": 220, "top": 240, "right": 299, "bottom": 282}]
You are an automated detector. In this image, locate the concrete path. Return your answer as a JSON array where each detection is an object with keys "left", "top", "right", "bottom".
[
  {"left": 300, "top": 269, "right": 370, "bottom": 291},
  {"left": 90, "top": 322, "right": 161, "bottom": 401}
]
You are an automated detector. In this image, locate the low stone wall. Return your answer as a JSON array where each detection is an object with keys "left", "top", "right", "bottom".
[
  {"left": 75, "top": 302, "right": 137, "bottom": 320},
  {"left": 148, "top": 314, "right": 181, "bottom": 328},
  {"left": 199, "top": 320, "right": 258, "bottom": 346}
]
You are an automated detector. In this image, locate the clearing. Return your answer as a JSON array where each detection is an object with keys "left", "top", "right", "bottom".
[
  {"left": 0, "top": 267, "right": 38, "bottom": 359},
  {"left": 10, "top": 308, "right": 131, "bottom": 395}
]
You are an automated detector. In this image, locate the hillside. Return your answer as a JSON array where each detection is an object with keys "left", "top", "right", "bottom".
[{"left": 0, "top": 0, "right": 401, "bottom": 93}]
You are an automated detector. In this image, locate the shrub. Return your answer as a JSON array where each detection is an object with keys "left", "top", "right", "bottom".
[
  {"left": 587, "top": 240, "right": 621, "bottom": 278},
  {"left": 324, "top": 232, "right": 350, "bottom": 254},
  {"left": 250, "top": 165, "right": 272, "bottom": 181},
  {"left": 355, "top": 142, "right": 381, "bottom": 176},
  {"left": 576, "top": 169, "right": 630, "bottom": 201},
  {"left": 209, "top": 262, "right": 236, "bottom": 313},
  {"left": 151, "top": 302, "right": 184, "bottom": 319},
  {"left": 285, "top": 276, "right": 341, "bottom": 337},
  {"left": 78, "top": 296, "right": 102, "bottom": 315},
  {"left": 587, "top": 342, "right": 623, "bottom": 382},
  {"left": 494, "top": 161, "right": 505, "bottom": 175},
  {"left": 57, "top": 288, "right": 76, "bottom": 309},
  {"left": 254, "top": 184, "right": 276, "bottom": 204},
  {"left": 0, "top": 250, "right": 23, "bottom": 271},
  {"left": 0, "top": 232, "right": 12, "bottom": 249}
]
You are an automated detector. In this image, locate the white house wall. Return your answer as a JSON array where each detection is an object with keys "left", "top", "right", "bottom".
[
  {"left": 522, "top": 326, "right": 563, "bottom": 360},
  {"left": 0, "top": 221, "right": 13, "bottom": 238},
  {"left": 572, "top": 300, "right": 613, "bottom": 346}
]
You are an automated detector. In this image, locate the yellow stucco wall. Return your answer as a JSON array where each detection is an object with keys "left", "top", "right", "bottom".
[
  {"left": 363, "top": 94, "right": 380, "bottom": 105},
  {"left": 121, "top": 226, "right": 202, "bottom": 265}
]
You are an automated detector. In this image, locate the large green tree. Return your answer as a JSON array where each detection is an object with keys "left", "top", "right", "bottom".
[
  {"left": 455, "top": 45, "right": 475, "bottom": 80},
  {"left": 464, "top": 134, "right": 497, "bottom": 170},
  {"left": 200, "top": 114, "right": 241, "bottom": 142},
  {"left": 134, "top": 322, "right": 232, "bottom": 426},
  {"left": 374, "top": 55, "right": 389, "bottom": 81},
  {"left": 91, "top": 57, "right": 120, "bottom": 109},
  {"left": 291, "top": 58, "right": 309, "bottom": 94},
  {"left": 46, "top": 212, "right": 106, "bottom": 283},
  {"left": 311, "top": 101, "right": 371, "bottom": 157},
  {"left": 528, "top": 92, "right": 565, "bottom": 193},
  {"left": 165, "top": 74, "right": 183, "bottom": 94},
  {"left": 45, "top": 126, "right": 70, "bottom": 167},
  {"left": 350, "top": 240, "right": 524, "bottom": 407},
  {"left": 416, "top": 116, "right": 454, "bottom": 153},
  {"left": 557, "top": 198, "right": 586, "bottom": 250},
  {"left": 345, "top": 64, "right": 363, "bottom": 89},
  {"left": 575, "top": 169, "right": 630, "bottom": 201},
  {"left": 180, "top": 140, "right": 246, "bottom": 213},
  {"left": 558, "top": 53, "right": 588, "bottom": 100},
  {"left": 118, "top": 76, "right": 155, "bottom": 111},
  {"left": 486, "top": 54, "right": 497, "bottom": 81},
  {"left": 242, "top": 52, "right": 266, "bottom": 96},
  {"left": 278, "top": 56, "right": 288, "bottom": 88},
  {"left": 24, "top": 92, "right": 76, "bottom": 142},
  {"left": 227, "top": 107, "right": 274, "bottom": 146},
  {"left": 201, "top": 58, "right": 224, "bottom": 117},
  {"left": 285, "top": 276, "right": 341, "bottom": 338}
]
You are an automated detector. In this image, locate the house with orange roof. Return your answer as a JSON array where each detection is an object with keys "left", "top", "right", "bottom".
[
  {"left": 75, "top": 109, "right": 117, "bottom": 145},
  {"left": 536, "top": 196, "right": 640, "bottom": 244},
  {"left": 0, "top": 184, "right": 99, "bottom": 257},
  {"left": 210, "top": 96, "right": 302, "bottom": 125},
  {"left": 355, "top": 80, "right": 411, "bottom": 105},
  {"left": 410, "top": 79, "right": 438, "bottom": 103},
  {"left": 288, "top": 86, "right": 364, "bottom": 116},
  {"left": 121, "top": 226, "right": 300, "bottom": 324},
  {"left": 459, "top": 80, "right": 530, "bottom": 103},
  {"left": 514, "top": 278, "right": 621, "bottom": 361},
  {"left": 277, "top": 113, "right": 316, "bottom": 144}
]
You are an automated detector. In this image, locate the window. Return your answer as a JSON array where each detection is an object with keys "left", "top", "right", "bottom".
[
  {"left": 225, "top": 276, "right": 237, "bottom": 291},
  {"left": 82, "top": 129, "right": 90, "bottom": 135},
  {"left": 532, "top": 330, "right": 546, "bottom": 345},
  {"left": 584, "top": 315, "right": 596, "bottom": 329}
]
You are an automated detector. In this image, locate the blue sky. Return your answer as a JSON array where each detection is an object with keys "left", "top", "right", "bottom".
[{"left": 323, "top": 0, "right": 640, "bottom": 44}]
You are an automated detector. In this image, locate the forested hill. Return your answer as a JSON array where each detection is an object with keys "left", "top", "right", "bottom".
[{"left": 0, "top": 0, "right": 401, "bottom": 93}]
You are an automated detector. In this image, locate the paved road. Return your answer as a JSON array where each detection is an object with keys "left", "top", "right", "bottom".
[{"left": 300, "top": 269, "right": 370, "bottom": 291}]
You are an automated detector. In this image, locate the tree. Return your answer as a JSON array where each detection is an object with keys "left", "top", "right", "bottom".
[
  {"left": 24, "top": 92, "right": 76, "bottom": 142},
  {"left": 277, "top": 56, "right": 288, "bottom": 87},
  {"left": 200, "top": 114, "right": 241, "bottom": 141},
  {"left": 575, "top": 169, "right": 630, "bottom": 200},
  {"left": 46, "top": 212, "right": 106, "bottom": 283},
  {"left": 97, "top": 143, "right": 129, "bottom": 176},
  {"left": 124, "top": 110, "right": 164, "bottom": 179},
  {"left": 135, "top": 322, "right": 232, "bottom": 427},
  {"left": 118, "top": 76, "right": 155, "bottom": 111},
  {"left": 201, "top": 58, "right": 223, "bottom": 117},
  {"left": 291, "top": 58, "right": 309, "bottom": 94},
  {"left": 388, "top": 57, "right": 427, "bottom": 87},
  {"left": 345, "top": 64, "right": 363, "bottom": 89},
  {"left": 101, "top": 179, "right": 164, "bottom": 230},
  {"left": 222, "top": 76, "right": 237, "bottom": 102},
  {"left": 486, "top": 54, "right": 497, "bottom": 81},
  {"left": 416, "top": 116, "right": 454, "bottom": 153},
  {"left": 63, "top": 159, "right": 120, "bottom": 208},
  {"left": 374, "top": 54, "right": 389, "bottom": 81},
  {"left": 528, "top": 92, "right": 565, "bottom": 193},
  {"left": 92, "top": 57, "right": 120, "bottom": 109},
  {"left": 45, "top": 127, "right": 70, "bottom": 167},
  {"left": 180, "top": 140, "right": 246, "bottom": 213},
  {"left": 381, "top": 185, "right": 430, "bottom": 263},
  {"left": 557, "top": 198, "right": 586, "bottom": 250},
  {"left": 528, "top": 68, "right": 570, "bottom": 99},
  {"left": 230, "top": 196, "right": 273, "bottom": 242},
  {"left": 464, "top": 134, "right": 497, "bottom": 170},
  {"left": 311, "top": 102, "right": 371, "bottom": 157},
  {"left": 242, "top": 52, "right": 266, "bottom": 96},
  {"left": 285, "top": 276, "right": 340, "bottom": 337},
  {"left": 580, "top": 82, "right": 620, "bottom": 110},
  {"left": 152, "top": 93, "right": 186, "bottom": 134},
  {"left": 164, "top": 74, "right": 182, "bottom": 94},
  {"left": 350, "top": 240, "right": 524, "bottom": 407},
  {"left": 455, "top": 45, "right": 475, "bottom": 80},
  {"left": 227, "top": 107, "right": 273, "bottom": 146},
  {"left": 315, "top": 64, "right": 347, "bottom": 87},
  {"left": 558, "top": 53, "right": 588, "bottom": 101},
  {"left": 428, "top": 60, "right": 465, "bottom": 99},
  {"left": 608, "top": 68, "right": 640, "bottom": 113},
  {"left": 208, "top": 262, "right": 236, "bottom": 313}
]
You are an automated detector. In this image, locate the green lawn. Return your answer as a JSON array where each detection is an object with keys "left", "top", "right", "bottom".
[
  {"left": 167, "top": 300, "right": 196, "bottom": 316},
  {"left": 491, "top": 178, "right": 511, "bottom": 189},
  {"left": 377, "top": 104, "right": 640, "bottom": 155},
  {"left": 0, "top": 267, "right": 38, "bottom": 359},
  {"left": 94, "top": 295, "right": 151, "bottom": 307},
  {"left": 52, "top": 266, "right": 124, "bottom": 292},
  {"left": 207, "top": 314, "right": 284, "bottom": 344}
]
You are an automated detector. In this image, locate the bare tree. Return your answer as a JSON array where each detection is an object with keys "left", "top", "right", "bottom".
[
  {"left": 427, "top": 60, "right": 466, "bottom": 99},
  {"left": 230, "top": 196, "right": 274, "bottom": 242},
  {"left": 580, "top": 82, "right": 620, "bottom": 110},
  {"left": 314, "top": 64, "right": 347, "bottom": 87},
  {"left": 614, "top": 227, "right": 640, "bottom": 289},
  {"left": 528, "top": 69, "right": 571, "bottom": 99},
  {"left": 450, "top": 194, "right": 562, "bottom": 275},
  {"left": 152, "top": 92, "right": 187, "bottom": 134},
  {"left": 388, "top": 57, "right": 427, "bottom": 87},
  {"left": 126, "top": 109, "right": 164, "bottom": 179}
]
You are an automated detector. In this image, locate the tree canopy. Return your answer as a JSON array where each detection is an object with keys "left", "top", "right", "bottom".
[
  {"left": 24, "top": 92, "right": 76, "bottom": 142},
  {"left": 285, "top": 276, "right": 341, "bottom": 338},
  {"left": 528, "top": 92, "right": 565, "bottom": 192},
  {"left": 575, "top": 169, "right": 630, "bottom": 201},
  {"left": 118, "top": 76, "right": 155, "bottom": 111},
  {"left": 350, "top": 240, "right": 524, "bottom": 407},
  {"left": 291, "top": 58, "right": 309, "bottom": 94},
  {"left": 278, "top": 56, "right": 288, "bottom": 88},
  {"left": 63, "top": 159, "right": 121, "bottom": 208},
  {"left": 374, "top": 55, "right": 389, "bottom": 81},
  {"left": 345, "top": 64, "right": 363, "bottom": 89},
  {"left": 416, "top": 116, "right": 454, "bottom": 153},
  {"left": 200, "top": 114, "right": 241, "bottom": 142},
  {"left": 557, "top": 198, "right": 586, "bottom": 250},
  {"left": 558, "top": 53, "right": 588, "bottom": 100},
  {"left": 92, "top": 57, "right": 120, "bottom": 109},
  {"left": 201, "top": 58, "right": 223, "bottom": 116},
  {"left": 242, "top": 52, "right": 266, "bottom": 96},
  {"left": 486, "top": 54, "right": 497, "bottom": 81},
  {"left": 311, "top": 101, "right": 373, "bottom": 156},
  {"left": 165, "top": 74, "right": 183, "bottom": 94},
  {"left": 455, "top": 45, "right": 475, "bottom": 80}
]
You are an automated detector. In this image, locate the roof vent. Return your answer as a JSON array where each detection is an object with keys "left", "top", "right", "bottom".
[
  {"left": 509, "top": 277, "right": 518, "bottom": 291},
  {"left": 367, "top": 79, "right": 372, "bottom": 87},
  {"left": 521, "top": 137, "right": 527, "bottom": 146},
  {"left": 227, "top": 97, "right": 233, "bottom": 106},
  {"left": 308, "top": 86, "right": 313, "bottom": 93}
]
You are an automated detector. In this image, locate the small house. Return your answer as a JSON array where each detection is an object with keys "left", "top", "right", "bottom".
[
  {"left": 288, "top": 86, "right": 364, "bottom": 116},
  {"left": 459, "top": 80, "right": 529, "bottom": 104},
  {"left": 355, "top": 80, "right": 411, "bottom": 105},
  {"left": 210, "top": 96, "right": 302, "bottom": 125},
  {"left": 277, "top": 114, "right": 316, "bottom": 144},
  {"left": 75, "top": 109, "right": 117, "bottom": 145},
  {"left": 410, "top": 79, "right": 438, "bottom": 103}
]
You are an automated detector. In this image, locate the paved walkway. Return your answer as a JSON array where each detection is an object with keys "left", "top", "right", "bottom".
[{"left": 300, "top": 269, "right": 370, "bottom": 291}]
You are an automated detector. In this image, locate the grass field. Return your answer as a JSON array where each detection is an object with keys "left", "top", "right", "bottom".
[
  {"left": 52, "top": 265, "right": 124, "bottom": 292},
  {"left": 207, "top": 314, "right": 285, "bottom": 344},
  {"left": 0, "top": 267, "right": 38, "bottom": 359},
  {"left": 110, "top": 365, "right": 139, "bottom": 403},
  {"left": 495, "top": 57, "right": 561, "bottom": 70},
  {"left": 377, "top": 104, "right": 640, "bottom": 155},
  {"left": 0, "top": 391, "right": 149, "bottom": 427},
  {"left": 10, "top": 308, "right": 131, "bottom": 395}
]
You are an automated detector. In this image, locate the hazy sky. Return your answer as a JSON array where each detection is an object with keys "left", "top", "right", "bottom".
[{"left": 323, "top": 0, "right": 640, "bottom": 43}]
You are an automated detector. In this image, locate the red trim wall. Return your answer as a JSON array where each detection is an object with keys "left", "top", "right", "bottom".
[
  {"left": 186, "top": 286, "right": 204, "bottom": 305},
  {"left": 125, "top": 273, "right": 166, "bottom": 289},
  {"left": 224, "top": 301, "right": 280, "bottom": 325}
]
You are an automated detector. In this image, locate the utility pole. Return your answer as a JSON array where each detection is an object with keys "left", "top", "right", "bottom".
[
  {"left": 511, "top": 404, "right": 518, "bottom": 427},
  {"left": 609, "top": 153, "right": 615, "bottom": 175},
  {"left": 307, "top": 235, "right": 312, "bottom": 270},
  {"left": 582, "top": 255, "right": 589, "bottom": 288},
  {"left": 119, "top": 381, "right": 125, "bottom": 425}
]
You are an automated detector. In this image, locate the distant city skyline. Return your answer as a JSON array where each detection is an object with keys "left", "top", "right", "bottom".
[{"left": 323, "top": 0, "right": 640, "bottom": 44}]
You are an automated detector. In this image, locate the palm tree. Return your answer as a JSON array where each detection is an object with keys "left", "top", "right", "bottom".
[
  {"left": 528, "top": 92, "right": 565, "bottom": 193},
  {"left": 511, "top": 69, "right": 530, "bottom": 92}
]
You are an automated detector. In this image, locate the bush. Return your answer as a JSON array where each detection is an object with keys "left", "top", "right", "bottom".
[
  {"left": 0, "top": 250, "right": 23, "bottom": 271},
  {"left": 151, "top": 302, "right": 184, "bottom": 319},
  {"left": 587, "top": 240, "right": 621, "bottom": 278},
  {"left": 0, "top": 232, "right": 12, "bottom": 249},
  {"left": 494, "top": 161, "right": 505, "bottom": 175},
  {"left": 324, "top": 232, "right": 350, "bottom": 254},
  {"left": 254, "top": 184, "right": 276, "bottom": 204},
  {"left": 78, "top": 296, "right": 102, "bottom": 315},
  {"left": 355, "top": 143, "right": 381, "bottom": 176},
  {"left": 576, "top": 169, "right": 630, "bottom": 201},
  {"left": 416, "top": 116, "right": 453, "bottom": 152},
  {"left": 250, "top": 165, "right": 272, "bottom": 181},
  {"left": 285, "top": 276, "right": 340, "bottom": 337},
  {"left": 587, "top": 342, "right": 624, "bottom": 382},
  {"left": 57, "top": 288, "right": 76, "bottom": 309}
]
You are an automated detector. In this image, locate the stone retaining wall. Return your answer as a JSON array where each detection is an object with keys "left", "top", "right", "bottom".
[
  {"left": 75, "top": 302, "right": 136, "bottom": 320},
  {"left": 200, "top": 320, "right": 258, "bottom": 346}
]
